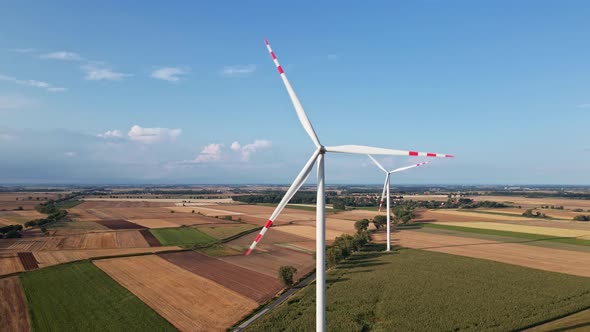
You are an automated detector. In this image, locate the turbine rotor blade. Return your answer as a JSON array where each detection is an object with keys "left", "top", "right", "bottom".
[
  {"left": 378, "top": 173, "right": 388, "bottom": 212},
  {"left": 245, "top": 149, "right": 321, "bottom": 255},
  {"left": 367, "top": 154, "right": 387, "bottom": 173},
  {"left": 326, "top": 145, "right": 454, "bottom": 158},
  {"left": 389, "top": 161, "right": 430, "bottom": 174},
  {"left": 265, "top": 39, "right": 321, "bottom": 148}
]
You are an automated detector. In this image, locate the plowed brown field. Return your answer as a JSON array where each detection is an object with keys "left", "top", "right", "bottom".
[
  {"left": 94, "top": 219, "right": 145, "bottom": 230},
  {"left": 0, "top": 277, "right": 31, "bottom": 332},
  {"left": 95, "top": 255, "right": 258, "bottom": 332},
  {"left": 385, "top": 230, "right": 590, "bottom": 277},
  {"left": 17, "top": 252, "right": 38, "bottom": 270},
  {"left": 140, "top": 229, "right": 161, "bottom": 247},
  {"left": 159, "top": 251, "right": 282, "bottom": 303}
]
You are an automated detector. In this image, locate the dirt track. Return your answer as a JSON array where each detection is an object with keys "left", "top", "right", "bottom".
[
  {"left": 384, "top": 230, "right": 590, "bottom": 277},
  {"left": 0, "top": 277, "right": 30, "bottom": 332},
  {"left": 159, "top": 251, "right": 282, "bottom": 303},
  {"left": 95, "top": 255, "right": 258, "bottom": 332}
]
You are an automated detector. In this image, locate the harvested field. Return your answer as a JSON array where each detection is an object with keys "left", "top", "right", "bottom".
[
  {"left": 140, "top": 229, "right": 161, "bottom": 247},
  {"left": 479, "top": 208, "right": 582, "bottom": 220},
  {"left": 127, "top": 218, "right": 179, "bottom": 228},
  {"left": 159, "top": 251, "right": 282, "bottom": 303},
  {"left": 115, "top": 231, "right": 150, "bottom": 248},
  {"left": 167, "top": 206, "right": 244, "bottom": 216},
  {"left": 387, "top": 230, "right": 590, "bottom": 277},
  {"left": 83, "top": 197, "right": 233, "bottom": 204},
  {"left": 0, "top": 254, "right": 25, "bottom": 275},
  {"left": 0, "top": 193, "right": 61, "bottom": 211},
  {"left": 437, "top": 221, "right": 590, "bottom": 240},
  {"left": 95, "top": 255, "right": 258, "bottom": 332},
  {"left": 333, "top": 209, "right": 385, "bottom": 221},
  {"left": 325, "top": 218, "right": 356, "bottom": 234},
  {"left": 0, "top": 277, "right": 31, "bottom": 332},
  {"left": 274, "top": 225, "right": 345, "bottom": 242},
  {"left": 21, "top": 261, "right": 175, "bottom": 331},
  {"left": 472, "top": 195, "right": 590, "bottom": 210},
  {"left": 18, "top": 252, "right": 39, "bottom": 270},
  {"left": 76, "top": 200, "right": 173, "bottom": 208},
  {"left": 95, "top": 219, "right": 145, "bottom": 230},
  {"left": 220, "top": 245, "right": 314, "bottom": 281},
  {"left": 70, "top": 207, "right": 197, "bottom": 222},
  {"left": 430, "top": 209, "right": 539, "bottom": 222},
  {"left": 33, "top": 246, "right": 180, "bottom": 268},
  {"left": 227, "top": 228, "right": 311, "bottom": 249}
]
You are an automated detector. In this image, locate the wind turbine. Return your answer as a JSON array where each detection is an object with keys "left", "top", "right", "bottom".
[
  {"left": 246, "top": 39, "right": 454, "bottom": 332},
  {"left": 368, "top": 155, "right": 430, "bottom": 252}
]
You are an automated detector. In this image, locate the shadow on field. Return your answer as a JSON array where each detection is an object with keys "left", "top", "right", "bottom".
[{"left": 334, "top": 243, "right": 400, "bottom": 271}]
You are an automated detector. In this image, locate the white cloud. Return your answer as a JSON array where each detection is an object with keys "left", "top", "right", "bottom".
[
  {"left": 221, "top": 65, "right": 256, "bottom": 77},
  {"left": 127, "top": 125, "right": 182, "bottom": 144},
  {"left": 0, "top": 95, "right": 37, "bottom": 110},
  {"left": 64, "top": 151, "right": 77, "bottom": 157},
  {"left": 577, "top": 103, "right": 590, "bottom": 108},
  {"left": 0, "top": 73, "right": 67, "bottom": 92},
  {"left": 240, "top": 140, "right": 272, "bottom": 161},
  {"left": 230, "top": 141, "right": 241, "bottom": 151},
  {"left": 41, "top": 51, "right": 83, "bottom": 61},
  {"left": 192, "top": 143, "right": 223, "bottom": 163},
  {"left": 151, "top": 67, "right": 188, "bottom": 82},
  {"left": 82, "top": 65, "right": 130, "bottom": 81},
  {"left": 97, "top": 129, "right": 124, "bottom": 139}
]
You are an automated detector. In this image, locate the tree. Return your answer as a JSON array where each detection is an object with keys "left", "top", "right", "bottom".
[
  {"left": 278, "top": 265, "right": 298, "bottom": 286},
  {"left": 5, "top": 229, "right": 21, "bottom": 238},
  {"left": 331, "top": 198, "right": 346, "bottom": 210},
  {"left": 326, "top": 247, "right": 343, "bottom": 268},
  {"left": 372, "top": 215, "right": 387, "bottom": 230},
  {"left": 354, "top": 219, "right": 369, "bottom": 233},
  {"left": 393, "top": 206, "right": 415, "bottom": 225}
]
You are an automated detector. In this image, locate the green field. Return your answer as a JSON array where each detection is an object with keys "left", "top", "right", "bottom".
[
  {"left": 248, "top": 245, "right": 590, "bottom": 331},
  {"left": 422, "top": 223, "right": 590, "bottom": 247},
  {"left": 198, "top": 224, "right": 258, "bottom": 240},
  {"left": 150, "top": 226, "right": 218, "bottom": 248},
  {"left": 20, "top": 261, "right": 176, "bottom": 332}
]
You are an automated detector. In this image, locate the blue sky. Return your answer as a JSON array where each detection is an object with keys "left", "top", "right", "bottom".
[{"left": 1, "top": 1, "right": 589, "bottom": 185}]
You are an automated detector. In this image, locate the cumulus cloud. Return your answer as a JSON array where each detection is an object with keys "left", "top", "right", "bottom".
[
  {"left": 221, "top": 65, "right": 256, "bottom": 77},
  {"left": 0, "top": 95, "right": 37, "bottom": 111},
  {"left": 127, "top": 125, "right": 182, "bottom": 144},
  {"left": 192, "top": 143, "right": 223, "bottom": 163},
  {"left": 230, "top": 141, "right": 241, "bottom": 151},
  {"left": 0, "top": 73, "right": 67, "bottom": 92},
  {"left": 151, "top": 67, "right": 188, "bottom": 82},
  {"left": 240, "top": 140, "right": 272, "bottom": 161},
  {"left": 97, "top": 129, "right": 124, "bottom": 139},
  {"left": 82, "top": 65, "right": 130, "bottom": 81},
  {"left": 41, "top": 51, "right": 83, "bottom": 61}
]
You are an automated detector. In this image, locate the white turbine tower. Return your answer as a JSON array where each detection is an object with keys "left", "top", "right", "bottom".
[
  {"left": 246, "top": 39, "right": 454, "bottom": 332},
  {"left": 368, "top": 155, "right": 430, "bottom": 252}
]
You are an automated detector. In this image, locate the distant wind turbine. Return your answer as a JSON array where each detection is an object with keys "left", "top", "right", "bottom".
[
  {"left": 368, "top": 155, "right": 430, "bottom": 251},
  {"left": 246, "top": 39, "right": 454, "bottom": 332}
]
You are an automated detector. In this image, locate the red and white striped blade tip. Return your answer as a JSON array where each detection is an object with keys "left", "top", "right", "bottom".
[{"left": 408, "top": 151, "right": 454, "bottom": 158}]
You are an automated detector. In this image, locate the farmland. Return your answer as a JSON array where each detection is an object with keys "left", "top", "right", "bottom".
[
  {"left": 95, "top": 255, "right": 258, "bottom": 331},
  {"left": 150, "top": 227, "right": 218, "bottom": 247},
  {"left": 0, "top": 277, "right": 30, "bottom": 332},
  {"left": 249, "top": 247, "right": 590, "bottom": 331},
  {"left": 20, "top": 261, "right": 176, "bottom": 331}
]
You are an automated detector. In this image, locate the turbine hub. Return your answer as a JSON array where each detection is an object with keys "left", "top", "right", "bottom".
[{"left": 319, "top": 146, "right": 326, "bottom": 154}]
